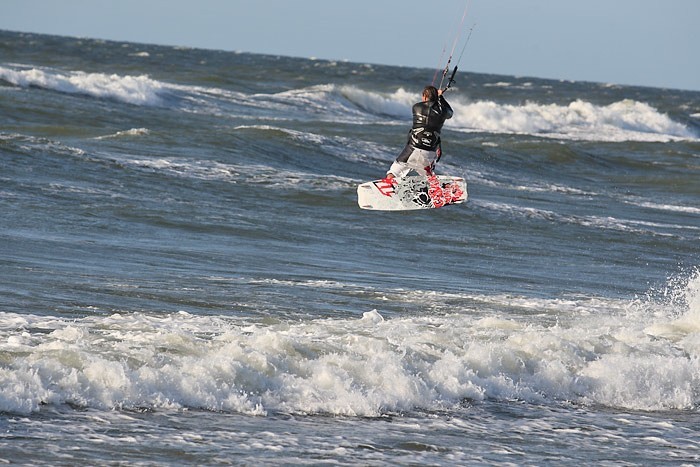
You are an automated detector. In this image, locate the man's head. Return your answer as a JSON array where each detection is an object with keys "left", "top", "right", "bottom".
[{"left": 422, "top": 85, "right": 439, "bottom": 102}]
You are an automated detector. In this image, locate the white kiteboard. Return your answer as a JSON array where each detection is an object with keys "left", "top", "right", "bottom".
[{"left": 357, "top": 175, "right": 467, "bottom": 211}]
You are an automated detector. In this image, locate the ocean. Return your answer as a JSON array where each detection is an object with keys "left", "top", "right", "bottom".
[{"left": 1, "top": 29, "right": 699, "bottom": 465}]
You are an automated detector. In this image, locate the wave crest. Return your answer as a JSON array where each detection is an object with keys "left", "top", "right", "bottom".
[
  {"left": 310, "top": 85, "right": 696, "bottom": 142},
  {"left": 449, "top": 98, "right": 695, "bottom": 142},
  {"left": 0, "top": 65, "right": 164, "bottom": 105},
  {"left": 1, "top": 63, "right": 694, "bottom": 142}
]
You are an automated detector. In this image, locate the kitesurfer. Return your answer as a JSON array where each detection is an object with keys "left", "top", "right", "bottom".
[{"left": 384, "top": 85, "right": 453, "bottom": 182}]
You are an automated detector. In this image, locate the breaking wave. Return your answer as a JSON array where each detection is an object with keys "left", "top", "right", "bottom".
[
  {"left": 1, "top": 271, "right": 698, "bottom": 416},
  {"left": 448, "top": 98, "right": 696, "bottom": 142},
  {"left": 339, "top": 86, "right": 696, "bottom": 142},
  {"left": 0, "top": 65, "right": 164, "bottom": 106},
  {"left": 2, "top": 63, "right": 694, "bottom": 142}
]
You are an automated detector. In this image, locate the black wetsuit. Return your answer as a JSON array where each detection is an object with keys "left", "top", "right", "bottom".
[{"left": 396, "top": 95, "right": 454, "bottom": 163}]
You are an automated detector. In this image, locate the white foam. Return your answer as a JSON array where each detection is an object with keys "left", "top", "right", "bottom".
[
  {"left": 95, "top": 128, "right": 151, "bottom": 140},
  {"left": 2, "top": 62, "right": 694, "bottom": 143},
  {"left": 0, "top": 65, "right": 164, "bottom": 105},
  {"left": 446, "top": 98, "right": 696, "bottom": 142},
  {"left": 340, "top": 86, "right": 413, "bottom": 118},
  {"left": 247, "top": 84, "right": 411, "bottom": 125},
  {"left": 270, "top": 84, "right": 696, "bottom": 142},
  {"left": 1, "top": 271, "right": 699, "bottom": 415},
  {"left": 106, "top": 153, "right": 358, "bottom": 190},
  {"left": 625, "top": 199, "right": 700, "bottom": 215},
  {"left": 306, "top": 85, "right": 696, "bottom": 142},
  {"left": 474, "top": 200, "right": 698, "bottom": 237}
]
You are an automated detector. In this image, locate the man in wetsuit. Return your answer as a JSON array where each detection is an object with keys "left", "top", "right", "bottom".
[{"left": 385, "top": 85, "right": 453, "bottom": 182}]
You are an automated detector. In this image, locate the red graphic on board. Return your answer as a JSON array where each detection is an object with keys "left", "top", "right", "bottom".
[
  {"left": 427, "top": 176, "right": 464, "bottom": 208},
  {"left": 447, "top": 181, "right": 464, "bottom": 201},
  {"left": 427, "top": 175, "right": 446, "bottom": 208},
  {"left": 374, "top": 178, "right": 397, "bottom": 197}
]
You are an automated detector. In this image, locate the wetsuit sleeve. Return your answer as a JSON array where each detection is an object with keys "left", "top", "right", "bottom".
[{"left": 439, "top": 95, "right": 453, "bottom": 120}]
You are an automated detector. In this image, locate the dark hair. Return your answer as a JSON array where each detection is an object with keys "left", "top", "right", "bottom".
[{"left": 423, "top": 85, "right": 438, "bottom": 102}]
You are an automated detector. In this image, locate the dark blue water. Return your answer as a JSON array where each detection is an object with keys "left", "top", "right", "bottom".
[{"left": 1, "top": 30, "right": 700, "bottom": 464}]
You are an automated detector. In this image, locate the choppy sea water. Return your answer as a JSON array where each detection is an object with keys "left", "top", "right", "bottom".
[{"left": 1, "top": 30, "right": 700, "bottom": 465}]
